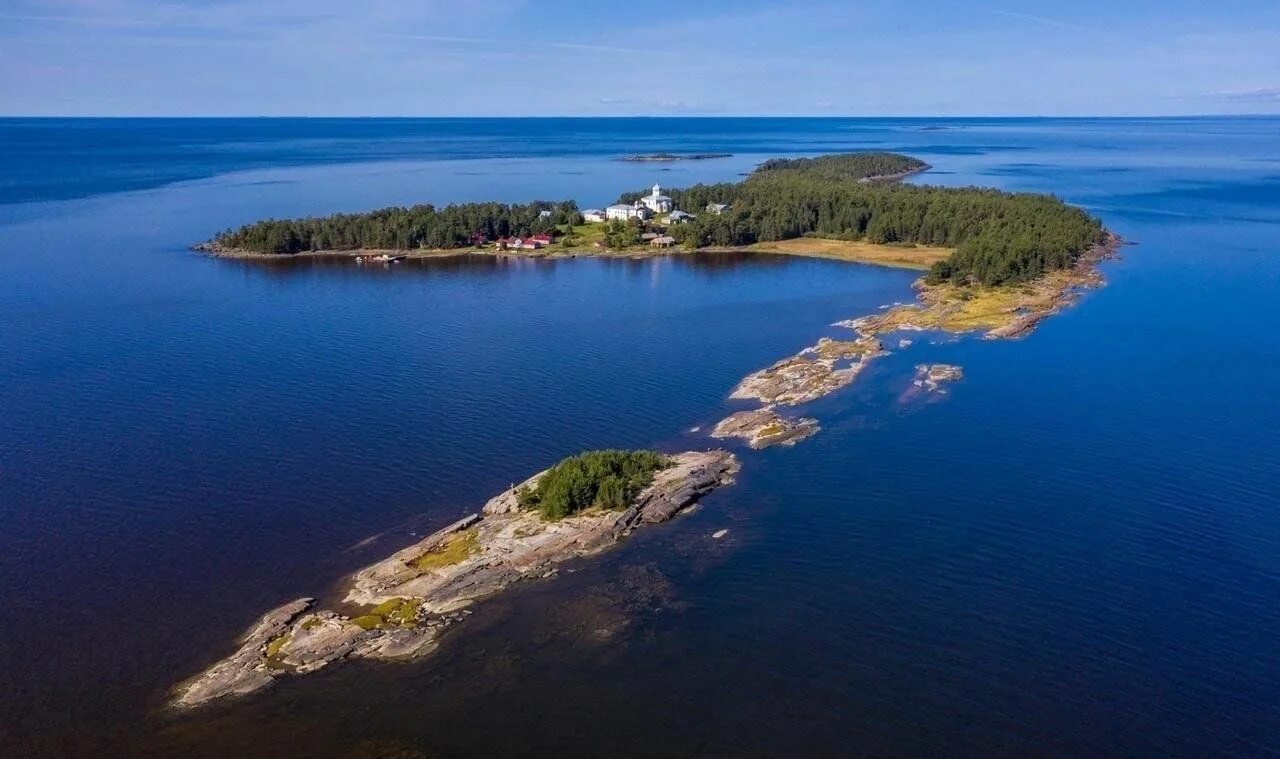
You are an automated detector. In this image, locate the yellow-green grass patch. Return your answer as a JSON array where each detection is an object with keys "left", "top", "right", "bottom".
[
  {"left": 745, "top": 238, "right": 952, "bottom": 270},
  {"left": 408, "top": 528, "right": 479, "bottom": 570}
]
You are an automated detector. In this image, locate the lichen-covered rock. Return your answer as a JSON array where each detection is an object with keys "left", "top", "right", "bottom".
[
  {"left": 730, "top": 335, "right": 884, "bottom": 406},
  {"left": 173, "top": 450, "right": 739, "bottom": 709},
  {"left": 712, "top": 407, "right": 819, "bottom": 449},
  {"left": 172, "top": 597, "right": 313, "bottom": 708},
  {"left": 274, "top": 612, "right": 369, "bottom": 673}
]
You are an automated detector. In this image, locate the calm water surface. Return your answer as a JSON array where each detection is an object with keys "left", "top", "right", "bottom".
[{"left": 1, "top": 118, "right": 1278, "bottom": 758}]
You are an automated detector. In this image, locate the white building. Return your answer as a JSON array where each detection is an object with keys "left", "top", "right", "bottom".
[
  {"left": 668, "top": 210, "right": 696, "bottom": 223},
  {"left": 641, "top": 184, "right": 673, "bottom": 213},
  {"left": 606, "top": 203, "right": 653, "bottom": 221},
  {"left": 706, "top": 202, "right": 730, "bottom": 215},
  {"left": 582, "top": 209, "right": 606, "bottom": 223}
]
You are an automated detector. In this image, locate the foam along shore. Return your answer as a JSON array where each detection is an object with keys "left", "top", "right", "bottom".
[
  {"left": 913, "top": 364, "right": 964, "bottom": 393},
  {"left": 173, "top": 450, "right": 739, "bottom": 709}
]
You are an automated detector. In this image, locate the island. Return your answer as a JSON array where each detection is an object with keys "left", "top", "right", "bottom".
[
  {"left": 913, "top": 364, "right": 964, "bottom": 393},
  {"left": 198, "top": 151, "right": 1103, "bottom": 283},
  {"left": 179, "top": 151, "right": 1120, "bottom": 704},
  {"left": 711, "top": 407, "right": 819, "bottom": 449},
  {"left": 616, "top": 152, "right": 733, "bottom": 162},
  {"left": 174, "top": 449, "right": 738, "bottom": 708}
]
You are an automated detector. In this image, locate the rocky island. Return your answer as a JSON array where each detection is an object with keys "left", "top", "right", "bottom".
[
  {"left": 729, "top": 335, "right": 886, "bottom": 407},
  {"left": 174, "top": 449, "right": 738, "bottom": 709},
  {"left": 179, "top": 151, "right": 1120, "bottom": 708},
  {"left": 711, "top": 407, "right": 819, "bottom": 449},
  {"left": 709, "top": 232, "right": 1120, "bottom": 449},
  {"left": 913, "top": 364, "right": 964, "bottom": 393}
]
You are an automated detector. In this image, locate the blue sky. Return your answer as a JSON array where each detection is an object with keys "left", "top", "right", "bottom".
[{"left": 2, "top": 0, "right": 1279, "bottom": 116}]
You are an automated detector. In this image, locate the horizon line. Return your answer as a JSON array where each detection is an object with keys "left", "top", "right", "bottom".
[{"left": 2, "top": 113, "right": 1277, "bottom": 120}]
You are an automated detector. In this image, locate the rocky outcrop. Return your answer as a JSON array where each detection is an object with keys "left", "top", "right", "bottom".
[
  {"left": 173, "top": 450, "right": 739, "bottom": 709},
  {"left": 850, "top": 235, "right": 1121, "bottom": 342},
  {"left": 712, "top": 407, "right": 819, "bottom": 449},
  {"left": 715, "top": 236, "right": 1117, "bottom": 454},
  {"left": 913, "top": 363, "right": 963, "bottom": 392},
  {"left": 346, "top": 451, "right": 738, "bottom": 610},
  {"left": 172, "top": 598, "right": 313, "bottom": 708},
  {"left": 730, "top": 336, "right": 885, "bottom": 406}
]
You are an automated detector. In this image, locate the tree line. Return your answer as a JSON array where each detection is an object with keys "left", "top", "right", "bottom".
[
  {"left": 620, "top": 153, "right": 1104, "bottom": 285},
  {"left": 213, "top": 151, "right": 1104, "bottom": 286},
  {"left": 213, "top": 201, "right": 583, "bottom": 254}
]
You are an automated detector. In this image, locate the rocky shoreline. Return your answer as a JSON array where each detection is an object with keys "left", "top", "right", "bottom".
[
  {"left": 849, "top": 234, "right": 1121, "bottom": 341},
  {"left": 176, "top": 231, "right": 1120, "bottom": 708},
  {"left": 173, "top": 450, "right": 739, "bottom": 709},
  {"left": 858, "top": 164, "right": 932, "bottom": 183},
  {"left": 708, "top": 233, "right": 1120, "bottom": 449}
]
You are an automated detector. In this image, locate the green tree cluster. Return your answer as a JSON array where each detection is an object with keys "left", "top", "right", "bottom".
[
  {"left": 619, "top": 153, "right": 1104, "bottom": 286},
  {"left": 214, "top": 201, "right": 583, "bottom": 254},
  {"left": 753, "top": 152, "right": 928, "bottom": 181},
  {"left": 516, "top": 449, "right": 671, "bottom": 521}
]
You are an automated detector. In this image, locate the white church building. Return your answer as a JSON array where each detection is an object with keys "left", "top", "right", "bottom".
[
  {"left": 601, "top": 184, "right": 674, "bottom": 222},
  {"left": 605, "top": 203, "right": 653, "bottom": 221},
  {"left": 640, "top": 184, "right": 673, "bottom": 213}
]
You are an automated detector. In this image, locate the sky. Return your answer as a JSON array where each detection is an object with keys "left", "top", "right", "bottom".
[{"left": 2, "top": 0, "right": 1280, "bottom": 116}]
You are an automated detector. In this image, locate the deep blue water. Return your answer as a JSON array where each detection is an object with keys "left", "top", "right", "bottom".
[{"left": 1, "top": 118, "right": 1278, "bottom": 758}]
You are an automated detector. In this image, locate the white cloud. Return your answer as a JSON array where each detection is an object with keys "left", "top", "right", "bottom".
[{"left": 1219, "top": 87, "right": 1280, "bottom": 102}]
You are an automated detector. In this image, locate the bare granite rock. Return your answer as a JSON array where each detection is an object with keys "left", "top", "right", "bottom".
[
  {"left": 712, "top": 407, "right": 819, "bottom": 449},
  {"left": 274, "top": 612, "right": 370, "bottom": 673},
  {"left": 173, "top": 450, "right": 738, "bottom": 709},
  {"left": 171, "top": 597, "right": 313, "bottom": 708},
  {"left": 730, "top": 336, "right": 885, "bottom": 406},
  {"left": 913, "top": 363, "right": 964, "bottom": 392}
]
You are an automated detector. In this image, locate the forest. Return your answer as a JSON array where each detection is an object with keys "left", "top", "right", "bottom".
[
  {"left": 212, "top": 201, "right": 582, "bottom": 254},
  {"left": 212, "top": 151, "right": 1104, "bottom": 286},
  {"left": 621, "top": 153, "right": 1105, "bottom": 285}
]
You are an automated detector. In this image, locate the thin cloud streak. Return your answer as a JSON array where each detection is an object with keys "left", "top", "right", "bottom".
[
  {"left": 0, "top": 13, "right": 160, "bottom": 26},
  {"left": 374, "top": 32, "right": 655, "bottom": 56},
  {"left": 934, "top": 1, "right": 1108, "bottom": 37},
  {"left": 1219, "top": 87, "right": 1280, "bottom": 102},
  {"left": 985, "top": 8, "right": 1106, "bottom": 36}
]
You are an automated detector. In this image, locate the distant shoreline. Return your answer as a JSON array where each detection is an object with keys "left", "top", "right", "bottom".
[{"left": 615, "top": 152, "right": 733, "bottom": 162}]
